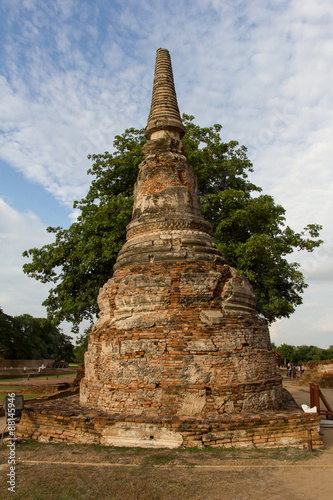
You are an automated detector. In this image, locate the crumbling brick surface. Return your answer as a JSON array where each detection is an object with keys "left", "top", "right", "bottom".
[
  {"left": 14, "top": 49, "right": 316, "bottom": 450},
  {"left": 15, "top": 392, "right": 322, "bottom": 449},
  {"left": 81, "top": 261, "right": 282, "bottom": 417}
]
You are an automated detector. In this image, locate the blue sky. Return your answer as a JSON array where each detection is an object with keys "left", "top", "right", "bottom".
[{"left": 1, "top": 0, "right": 333, "bottom": 347}]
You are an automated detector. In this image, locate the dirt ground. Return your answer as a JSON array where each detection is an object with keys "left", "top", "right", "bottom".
[{"left": 0, "top": 378, "right": 332, "bottom": 499}]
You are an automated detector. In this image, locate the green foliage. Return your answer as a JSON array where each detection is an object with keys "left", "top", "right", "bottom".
[
  {"left": 23, "top": 128, "right": 144, "bottom": 331},
  {"left": 0, "top": 307, "right": 74, "bottom": 361},
  {"left": 74, "top": 326, "right": 91, "bottom": 363},
  {"left": 22, "top": 117, "right": 323, "bottom": 330},
  {"left": 275, "top": 343, "right": 296, "bottom": 362},
  {"left": 275, "top": 343, "right": 333, "bottom": 364}
]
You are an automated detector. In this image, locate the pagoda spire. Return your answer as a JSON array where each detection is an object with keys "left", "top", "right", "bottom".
[
  {"left": 145, "top": 48, "right": 186, "bottom": 140},
  {"left": 112, "top": 48, "right": 221, "bottom": 271}
]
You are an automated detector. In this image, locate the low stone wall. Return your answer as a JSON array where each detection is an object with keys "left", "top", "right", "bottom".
[
  {"left": 15, "top": 391, "right": 322, "bottom": 450},
  {"left": 0, "top": 369, "right": 74, "bottom": 380},
  {"left": 0, "top": 359, "right": 54, "bottom": 369}
]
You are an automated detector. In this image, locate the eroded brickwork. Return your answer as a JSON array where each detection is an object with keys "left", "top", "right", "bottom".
[
  {"left": 81, "top": 261, "right": 282, "bottom": 417},
  {"left": 80, "top": 48, "right": 283, "bottom": 422},
  {"left": 15, "top": 394, "right": 322, "bottom": 449}
]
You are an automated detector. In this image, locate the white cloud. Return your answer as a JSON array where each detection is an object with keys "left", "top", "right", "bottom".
[
  {"left": 0, "top": 198, "right": 53, "bottom": 317},
  {"left": 1, "top": 0, "right": 332, "bottom": 346},
  {"left": 0, "top": 1, "right": 154, "bottom": 207},
  {"left": 270, "top": 283, "right": 333, "bottom": 348}
]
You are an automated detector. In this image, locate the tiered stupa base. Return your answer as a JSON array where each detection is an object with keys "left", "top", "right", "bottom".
[
  {"left": 81, "top": 261, "right": 282, "bottom": 418},
  {"left": 15, "top": 392, "right": 323, "bottom": 449}
]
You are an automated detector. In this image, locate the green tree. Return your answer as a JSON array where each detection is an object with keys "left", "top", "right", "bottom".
[
  {"left": 0, "top": 307, "right": 20, "bottom": 359},
  {"left": 325, "top": 346, "right": 333, "bottom": 360},
  {"left": 293, "top": 344, "right": 312, "bottom": 364},
  {"left": 0, "top": 308, "right": 74, "bottom": 361},
  {"left": 74, "top": 326, "right": 91, "bottom": 364},
  {"left": 22, "top": 116, "right": 322, "bottom": 330},
  {"left": 275, "top": 343, "right": 333, "bottom": 363},
  {"left": 305, "top": 345, "right": 325, "bottom": 361},
  {"left": 276, "top": 344, "right": 296, "bottom": 362}
]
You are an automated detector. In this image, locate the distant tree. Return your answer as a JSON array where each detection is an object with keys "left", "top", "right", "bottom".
[
  {"left": 0, "top": 308, "right": 74, "bottom": 361},
  {"left": 74, "top": 326, "right": 91, "bottom": 364},
  {"left": 325, "top": 346, "right": 333, "bottom": 360},
  {"left": 0, "top": 307, "right": 20, "bottom": 359},
  {"left": 22, "top": 116, "right": 323, "bottom": 331},
  {"left": 305, "top": 345, "right": 324, "bottom": 362},
  {"left": 276, "top": 344, "right": 295, "bottom": 362},
  {"left": 276, "top": 343, "right": 333, "bottom": 364}
]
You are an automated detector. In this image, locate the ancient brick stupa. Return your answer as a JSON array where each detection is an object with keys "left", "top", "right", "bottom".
[
  {"left": 80, "top": 48, "right": 283, "bottom": 426},
  {"left": 13, "top": 49, "right": 321, "bottom": 450}
]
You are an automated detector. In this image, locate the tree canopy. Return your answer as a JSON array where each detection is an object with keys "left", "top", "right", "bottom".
[
  {"left": 273, "top": 343, "right": 333, "bottom": 364},
  {"left": 0, "top": 307, "right": 74, "bottom": 361},
  {"left": 74, "top": 326, "right": 91, "bottom": 364},
  {"left": 22, "top": 115, "right": 323, "bottom": 331}
]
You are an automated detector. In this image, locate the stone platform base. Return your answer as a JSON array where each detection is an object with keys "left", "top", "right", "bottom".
[{"left": 15, "top": 389, "right": 322, "bottom": 449}]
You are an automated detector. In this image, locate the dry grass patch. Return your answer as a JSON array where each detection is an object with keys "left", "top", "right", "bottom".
[{"left": 0, "top": 441, "right": 324, "bottom": 500}]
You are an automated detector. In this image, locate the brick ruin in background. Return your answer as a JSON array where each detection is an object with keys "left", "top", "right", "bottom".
[
  {"left": 299, "top": 360, "right": 333, "bottom": 388},
  {"left": 15, "top": 49, "right": 322, "bottom": 449}
]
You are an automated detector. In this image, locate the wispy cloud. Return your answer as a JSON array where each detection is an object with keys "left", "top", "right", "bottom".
[
  {"left": 0, "top": 0, "right": 332, "bottom": 345},
  {"left": 1, "top": 1, "right": 154, "bottom": 206},
  {"left": 0, "top": 197, "right": 53, "bottom": 316}
]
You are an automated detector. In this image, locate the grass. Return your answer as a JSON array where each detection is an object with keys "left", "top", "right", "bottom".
[
  {"left": 0, "top": 386, "right": 26, "bottom": 391},
  {"left": 0, "top": 373, "right": 74, "bottom": 382},
  {"left": 9, "top": 440, "right": 315, "bottom": 464},
  {"left": 0, "top": 378, "right": 28, "bottom": 382},
  {"left": 0, "top": 441, "right": 323, "bottom": 500},
  {"left": 0, "top": 394, "right": 39, "bottom": 403},
  {"left": 1, "top": 465, "right": 187, "bottom": 500},
  {"left": 21, "top": 394, "right": 40, "bottom": 400}
]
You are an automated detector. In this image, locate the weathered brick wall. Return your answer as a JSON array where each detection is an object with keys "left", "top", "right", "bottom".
[
  {"left": 81, "top": 261, "right": 282, "bottom": 417},
  {"left": 15, "top": 395, "right": 322, "bottom": 449},
  {"left": 299, "top": 360, "right": 333, "bottom": 388}
]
